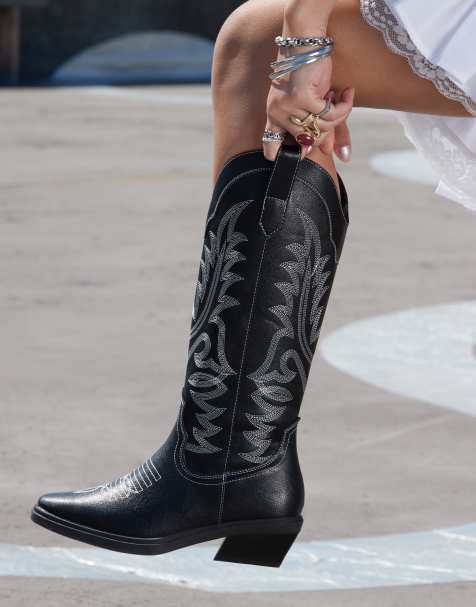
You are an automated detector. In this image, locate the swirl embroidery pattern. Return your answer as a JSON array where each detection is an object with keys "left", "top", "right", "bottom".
[
  {"left": 240, "top": 208, "right": 331, "bottom": 465},
  {"left": 185, "top": 200, "right": 251, "bottom": 455}
]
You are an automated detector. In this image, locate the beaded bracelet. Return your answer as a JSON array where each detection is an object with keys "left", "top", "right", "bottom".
[{"left": 275, "top": 35, "right": 334, "bottom": 48}]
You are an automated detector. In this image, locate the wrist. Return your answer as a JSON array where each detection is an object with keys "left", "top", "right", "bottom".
[{"left": 284, "top": 0, "right": 331, "bottom": 36}]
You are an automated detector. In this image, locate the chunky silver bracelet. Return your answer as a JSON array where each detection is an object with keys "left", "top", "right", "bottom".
[
  {"left": 269, "top": 45, "right": 333, "bottom": 81},
  {"left": 262, "top": 129, "right": 285, "bottom": 143},
  {"left": 275, "top": 35, "right": 334, "bottom": 48}
]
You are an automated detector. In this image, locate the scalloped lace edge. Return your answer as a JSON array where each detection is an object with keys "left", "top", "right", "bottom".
[
  {"left": 397, "top": 112, "right": 476, "bottom": 212},
  {"left": 360, "top": 0, "right": 476, "bottom": 116}
]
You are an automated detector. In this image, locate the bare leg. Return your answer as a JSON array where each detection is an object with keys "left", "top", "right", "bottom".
[
  {"left": 211, "top": 0, "right": 293, "bottom": 180},
  {"left": 212, "top": 0, "right": 471, "bottom": 183}
]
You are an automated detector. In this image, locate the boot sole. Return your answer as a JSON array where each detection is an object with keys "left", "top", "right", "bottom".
[{"left": 31, "top": 504, "right": 303, "bottom": 567}]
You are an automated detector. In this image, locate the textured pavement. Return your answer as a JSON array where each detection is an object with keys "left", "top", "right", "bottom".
[{"left": 0, "top": 85, "right": 475, "bottom": 605}]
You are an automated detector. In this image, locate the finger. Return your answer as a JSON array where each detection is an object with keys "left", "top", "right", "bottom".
[
  {"left": 262, "top": 122, "right": 286, "bottom": 162},
  {"left": 285, "top": 109, "right": 317, "bottom": 144},
  {"left": 311, "top": 87, "right": 355, "bottom": 131},
  {"left": 278, "top": 108, "right": 329, "bottom": 158},
  {"left": 324, "top": 87, "right": 354, "bottom": 121},
  {"left": 312, "top": 90, "right": 335, "bottom": 117},
  {"left": 299, "top": 104, "right": 347, "bottom": 135},
  {"left": 334, "top": 119, "right": 352, "bottom": 162},
  {"left": 302, "top": 132, "right": 330, "bottom": 158},
  {"left": 319, "top": 128, "right": 335, "bottom": 156},
  {"left": 301, "top": 145, "right": 312, "bottom": 160}
]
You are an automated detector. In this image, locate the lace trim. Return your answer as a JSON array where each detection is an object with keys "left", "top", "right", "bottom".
[
  {"left": 398, "top": 113, "right": 476, "bottom": 212},
  {"left": 360, "top": 0, "right": 476, "bottom": 116}
]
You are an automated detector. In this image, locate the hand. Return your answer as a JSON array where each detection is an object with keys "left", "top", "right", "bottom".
[
  {"left": 263, "top": 52, "right": 354, "bottom": 161},
  {"left": 314, "top": 88, "right": 354, "bottom": 162}
]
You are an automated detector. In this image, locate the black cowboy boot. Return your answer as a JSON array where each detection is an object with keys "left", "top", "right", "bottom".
[{"left": 31, "top": 145, "right": 348, "bottom": 568}]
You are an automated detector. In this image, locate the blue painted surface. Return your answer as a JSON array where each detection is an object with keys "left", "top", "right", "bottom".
[
  {"left": 2, "top": 523, "right": 476, "bottom": 591},
  {"left": 51, "top": 32, "right": 213, "bottom": 85}
]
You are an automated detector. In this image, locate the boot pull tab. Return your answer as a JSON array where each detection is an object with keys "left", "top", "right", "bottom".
[{"left": 259, "top": 144, "right": 301, "bottom": 237}]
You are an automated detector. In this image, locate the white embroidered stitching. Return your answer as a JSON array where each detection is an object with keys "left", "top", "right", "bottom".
[
  {"left": 218, "top": 239, "right": 268, "bottom": 522},
  {"left": 295, "top": 176, "right": 340, "bottom": 262},
  {"left": 301, "top": 158, "right": 345, "bottom": 215},
  {"left": 74, "top": 457, "right": 162, "bottom": 498},
  {"left": 185, "top": 200, "right": 251, "bottom": 455},
  {"left": 216, "top": 150, "right": 264, "bottom": 180},
  {"left": 239, "top": 208, "right": 331, "bottom": 465},
  {"left": 176, "top": 399, "right": 297, "bottom": 480},
  {"left": 173, "top": 406, "right": 299, "bottom": 487},
  {"left": 207, "top": 168, "right": 271, "bottom": 226},
  {"left": 176, "top": 180, "right": 340, "bottom": 481},
  {"left": 259, "top": 151, "right": 280, "bottom": 236}
]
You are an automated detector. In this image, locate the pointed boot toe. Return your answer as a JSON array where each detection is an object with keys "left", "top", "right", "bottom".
[
  {"left": 32, "top": 490, "right": 93, "bottom": 544},
  {"left": 33, "top": 488, "right": 107, "bottom": 536},
  {"left": 37, "top": 491, "right": 71, "bottom": 517}
]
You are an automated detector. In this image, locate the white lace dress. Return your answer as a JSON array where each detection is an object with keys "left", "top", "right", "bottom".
[{"left": 360, "top": 0, "right": 476, "bottom": 212}]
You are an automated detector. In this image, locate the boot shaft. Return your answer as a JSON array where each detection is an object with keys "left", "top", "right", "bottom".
[{"left": 178, "top": 147, "right": 348, "bottom": 482}]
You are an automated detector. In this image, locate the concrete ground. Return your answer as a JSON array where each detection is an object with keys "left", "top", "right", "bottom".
[{"left": 0, "top": 85, "right": 475, "bottom": 605}]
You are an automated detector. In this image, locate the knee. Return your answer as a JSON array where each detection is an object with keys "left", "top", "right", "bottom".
[
  {"left": 212, "top": 0, "right": 284, "bottom": 92},
  {"left": 212, "top": 2, "right": 263, "bottom": 91}
]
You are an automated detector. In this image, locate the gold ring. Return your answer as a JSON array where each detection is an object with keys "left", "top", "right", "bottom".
[
  {"left": 290, "top": 114, "right": 307, "bottom": 127},
  {"left": 289, "top": 112, "right": 314, "bottom": 127},
  {"left": 307, "top": 123, "right": 321, "bottom": 139},
  {"left": 290, "top": 111, "right": 322, "bottom": 130},
  {"left": 290, "top": 112, "right": 322, "bottom": 140},
  {"left": 312, "top": 116, "right": 321, "bottom": 131}
]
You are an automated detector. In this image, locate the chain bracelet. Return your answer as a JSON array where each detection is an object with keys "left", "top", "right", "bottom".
[{"left": 275, "top": 35, "right": 334, "bottom": 48}]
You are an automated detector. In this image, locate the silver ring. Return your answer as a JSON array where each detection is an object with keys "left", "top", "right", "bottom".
[
  {"left": 262, "top": 129, "right": 285, "bottom": 143},
  {"left": 315, "top": 97, "right": 332, "bottom": 118}
]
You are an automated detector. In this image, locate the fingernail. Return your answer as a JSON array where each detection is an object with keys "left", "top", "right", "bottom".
[
  {"left": 326, "top": 90, "right": 336, "bottom": 101},
  {"left": 306, "top": 146, "right": 313, "bottom": 156},
  {"left": 338, "top": 145, "right": 351, "bottom": 162}
]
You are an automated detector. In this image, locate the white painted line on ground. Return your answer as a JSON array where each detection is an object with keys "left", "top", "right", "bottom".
[
  {"left": 321, "top": 300, "right": 476, "bottom": 416},
  {"left": 2, "top": 523, "right": 476, "bottom": 592},
  {"left": 369, "top": 150, "right": 439, "bottom": 186}
]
